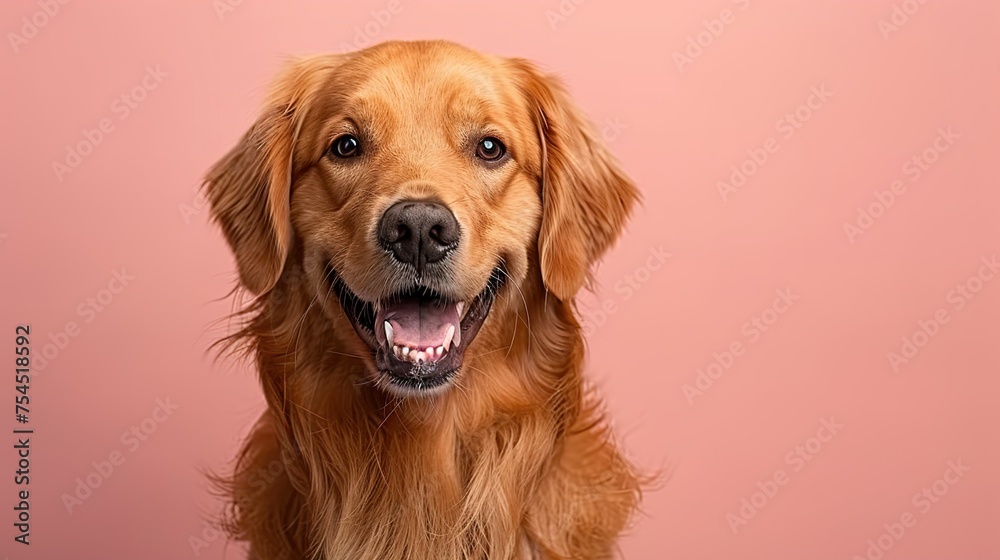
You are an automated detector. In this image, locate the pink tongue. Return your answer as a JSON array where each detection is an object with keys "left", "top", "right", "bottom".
[{"left": 377, "top": 298, "right": 459, "bottom": 348}]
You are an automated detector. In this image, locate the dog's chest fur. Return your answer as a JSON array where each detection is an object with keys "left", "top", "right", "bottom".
[{"left": 234, "top": 330, "right": 638, "bottom": 560}]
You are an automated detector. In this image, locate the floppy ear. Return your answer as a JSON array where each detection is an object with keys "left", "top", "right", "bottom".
[
  {"left": 512, "top": 60, "right": 639, "bottom": 301},
  {"left": 204, "top": 56, "right": 338, "bottom": 295}
]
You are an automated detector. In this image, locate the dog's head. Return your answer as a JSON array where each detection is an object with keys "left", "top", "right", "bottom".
[{"left": 207, "top": 41, "right": 636, "bottom": 396}]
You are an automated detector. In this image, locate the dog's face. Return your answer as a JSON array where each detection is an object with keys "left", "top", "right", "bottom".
[
  {"left": 294, "top": 45, "right": 543, "bottom": 394},
  {"left": 207, "top": 41, "right": 636, "bottom": 397}
]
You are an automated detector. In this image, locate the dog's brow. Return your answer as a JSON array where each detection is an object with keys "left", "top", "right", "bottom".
[
  {"left": 340, "top": 97, "right": 386, "bottom": 120},
  {"left": 322, "top": 97, "right": 396, "bottom": 140},
  {"left": 444, "top": 96, "right": 509, "bottom": 132}
]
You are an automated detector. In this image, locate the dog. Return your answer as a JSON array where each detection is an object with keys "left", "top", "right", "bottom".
[{"left": 206, "top": 40, "right": 642, "bottom": 560}]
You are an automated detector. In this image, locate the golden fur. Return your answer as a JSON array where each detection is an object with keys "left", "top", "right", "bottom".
[{"left": 206, "top": 41, "right": 642, "bottom": 559}]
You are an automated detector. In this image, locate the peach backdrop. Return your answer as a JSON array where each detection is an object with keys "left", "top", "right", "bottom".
[{"left": 1, "top": 0, "right": 998, "bottom": 558}]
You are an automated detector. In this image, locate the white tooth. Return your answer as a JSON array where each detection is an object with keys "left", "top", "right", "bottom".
[
  {"left": 384, "top": 321, "right": 394, "bottom": 346},
  {"left": 443, "top": 324, "right": 456, "bottom": 351},
  {"left": 414, "top": 350, "right": 425, "bottom": 363},
  {"left": 436, "top": 346, "right": 444, "bottom": 358},
  {"left": 402, "top": 346, "right": 410, "bottom": 360},
  {"left": 393, "top": 345, "right": 401, "bottom": 359},
  {"left": 454, "top": 325, "right": 461, "bottom": 347},
  {"left": 457, "top": 302, "right": 465, "bottom": 316}
]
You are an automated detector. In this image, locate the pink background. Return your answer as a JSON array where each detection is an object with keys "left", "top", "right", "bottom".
[{"left": 1, "top": 0, "right": 998, "bottom": 558}]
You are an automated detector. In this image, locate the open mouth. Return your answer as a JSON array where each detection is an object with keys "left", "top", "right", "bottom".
[{"left": 326, "top": 264, "right": 505, "bottom": 393}]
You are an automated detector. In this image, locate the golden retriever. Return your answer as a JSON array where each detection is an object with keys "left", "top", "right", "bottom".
[{"left": 206, "top": 40, "right": 641, "bottom": 560}]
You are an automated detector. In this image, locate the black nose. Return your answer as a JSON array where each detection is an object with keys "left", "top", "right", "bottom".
[{"left": 377, "top": 200, "right": 460, "bottom": 272}]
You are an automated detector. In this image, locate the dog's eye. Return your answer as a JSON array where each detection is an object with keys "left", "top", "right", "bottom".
[
  {"left": 330, "top": 135, "right": 361, "bottom": 158},
  {"left": 475, "top": 137, "right": 506, "bottom": 161}
]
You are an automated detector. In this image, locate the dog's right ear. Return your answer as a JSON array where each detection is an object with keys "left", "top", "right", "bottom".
[
  {"left": 204, "top": 56, "right": 340, "bottom": 295},
  {"left": 509, "top": 59, "right": 639, "bottom": 301}
]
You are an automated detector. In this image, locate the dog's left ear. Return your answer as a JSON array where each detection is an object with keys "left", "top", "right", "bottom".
[
  {"left": 205, "top": 56, "right": 339, "bottom": 295},
  {"left": 511, "top": 60, "right": 639, "bottom": 301}
]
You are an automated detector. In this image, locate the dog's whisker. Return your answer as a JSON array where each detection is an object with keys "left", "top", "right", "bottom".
[
  {"left": 373, "top": 395, "right": 405, "bottom": 436},
  {"left": 288, "top": 400, "right": 331, "bottom": 423},
  {"left": 467, "top": 346, "right": 513, "bottom": 359},
  {"left": 495, "top": 262, "right": 532, "bottom": 361},
  {"left": 497, "top": 265, "right": 528, "bottom": 316},
  {"left": 324, "top": 350, "right": 368, "bottom": 360}
]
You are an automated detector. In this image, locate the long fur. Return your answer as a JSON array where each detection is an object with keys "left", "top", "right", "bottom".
[{"left": 207, "top": 41, "right": 643, "bottom": 560}]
